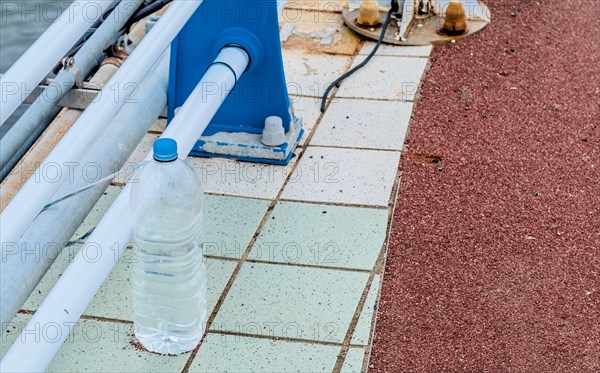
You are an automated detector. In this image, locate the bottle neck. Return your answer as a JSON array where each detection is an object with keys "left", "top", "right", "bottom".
[{"left": 153, "top": 157, "right": 178, "bottom": 163}]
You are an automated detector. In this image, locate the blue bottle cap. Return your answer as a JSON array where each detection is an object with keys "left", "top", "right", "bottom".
[{"left": 153, "top": 138, "right": 178, "bottom": 162}]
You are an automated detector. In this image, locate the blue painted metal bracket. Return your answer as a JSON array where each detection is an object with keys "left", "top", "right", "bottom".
[{"left": 168, "top": 0, "right": 302, "bottom": 165}]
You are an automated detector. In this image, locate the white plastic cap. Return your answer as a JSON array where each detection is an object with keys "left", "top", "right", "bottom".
[{"left": 261, "top": 116, "right": 286, "bottom": 147}]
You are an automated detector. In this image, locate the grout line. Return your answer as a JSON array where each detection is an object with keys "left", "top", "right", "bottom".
[
  {"left": 208, "top": 329, "right": 345, "bottom": 348},
  {"left": 281, "top": 8, "right": 341, "bottom": 15},
  {"left": 289, "top": 93, "right": 332, "bottom": 99},
  {"left": 334, "top": 95, "right": 418, "bottom": 103},
  {"left": 348, "top": 344, "right": 369, "bottom": 350},
  {"left": 17, "top": 309, "right": 134, "bottom": 325},
  {"left": 386, "top": 172, "right": 404, "bottom": 225},
  {"left": 307, "top": 144, "right": 404, "bottom": 153},
  {"left": 316, "top": 96, "right": 418, "bottom": 104},
  {"left": 276, "top": 197, "right": 389, "bottom": 210},
  {"left": 356, "top": 53, "right": 432, "bottom": 59},
  {"left": 332, "top": 270, "right": 377, "bottom": 373},
  {"left": 205, "top": 246, "right": 379, "bottom": 277},
  {"left": 203, "top": 254, "right": 239, "bottom": 263},
  {"left": 79, "top": 314, "right": 133, "bottom": 325},
  {"left": 243, "top": 258, "right": 373, "bottom": 274},
  {"left": 360, "top": 173, "right": 404, "bottom": 372},
  {"left": 331, "top": 217, "right": 402, "bottom": 372},
  {"left": 290, "top": 92, "right": 417, "bottom": 103},
  {"left": 203, "top": 191, "right": 274, "bottom": 201},
  {"left": 359, "top": 252, "right": 388, "bottom": 371},
  {"left": 179, "top": 190, "right": 391, "bottom": 211},
  {"left": 282, "top": 6, "right": 344, "bottom": 15}
]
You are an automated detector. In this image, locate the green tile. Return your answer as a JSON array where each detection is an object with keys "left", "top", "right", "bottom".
[
  {"left": 189, "top": 333, "right": 339, "bottom": 372},
  {"left": 341, "top": 347, "right": 366, "bottom": 373},
  {"left": 24, "top": 252, "right": 237, "bottom": 322},
  {"left": 212, "top": 262, "right": 369, "bottom": 343},
  {"left": 1, "top": 314, "right": 189, "bottom": 372},
  {"left": 87, "top": 257, "right": 236, "bottom": 321},
  {"left": 24, "top": 193, "right": 267, "bottom": 316},
  {"left": 251, "top": 202, "right": 388, "bottom": 270},
  {"left": 351, "top": 275, "right": 381, "bottom": 345},
  {"left": 203, "top": 195, "right": 270, "bottom": 259}
]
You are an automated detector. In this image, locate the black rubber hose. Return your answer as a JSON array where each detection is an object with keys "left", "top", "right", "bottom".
[
  {"left": 121, "top": 0, "right": 172, "bottom": 31},
  {"left": 320, "top": 0, "right": 399, "bottom": 113}
]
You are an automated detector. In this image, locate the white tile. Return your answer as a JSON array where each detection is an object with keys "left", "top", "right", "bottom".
[
  {"left": 211, "top": 262, "right": 369, "bottom": 343},
  {"left": 290, "top": 95, "right": 323, "bottom": 145},
  {"left": 283, "top": 51, "right": 353, "bottom": 98},
  {"left": 336, "top": 56, "right": 428, "bottom": 101},
  {"left": 311, "top": 98, "right": 413, "bottom": 150},
  {"left": 87, "top": 257, "right": 236, "bottom": 322},
  {"left": 359, "top": 42, "right": 433, "bottom": 57},
  {"left": 351, "top": 275, "right": 381, "bottom": 345},
  {"left": 281, "top": 147, "right": 400, "bottom": 206},
  {"left": 189, "top": 333, "right": 340, "bottom": 372},
  {"left": 283, "top": 0, "right": 346, "bottom": 12},
  {"left": 23, "top": 243, "right": 237, "bottom": 322},
  {"left": 341, "top": 347, "right": 366, "bottom": 373},
  {"left": 1, "top": 314, "right": 190, "bottom": 372},
  {"left": 250, "top": 202, "right": 388, "bottom": 270},
  {"left": 186, "top": 156, "right": 294, "bottom": 200},
  {"left": 122, "top": 134, "right": 294, "bottom": 200}
]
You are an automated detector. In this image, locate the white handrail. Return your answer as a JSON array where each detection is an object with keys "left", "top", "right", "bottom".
[
  {"left": 0, "top": 46, "right": 250, "bottom": 373},
  {"left": 0, "top": 0, "right": 203, "bottom": 248},
  {"left": 0, "top": 0, "right": 114, "bottom": 126}
]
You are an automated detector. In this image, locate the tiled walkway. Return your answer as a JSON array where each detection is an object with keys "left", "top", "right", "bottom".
[{"left": 1, "top": 8, "right": 432, "bottom": 372}]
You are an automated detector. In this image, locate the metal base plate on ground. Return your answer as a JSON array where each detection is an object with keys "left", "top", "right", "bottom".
[
  {"left": 191, "top": 113, "right": 304, "bottom": 166},
  {"left": 342, "top": 1, "right": 490, "bottom": 46}
]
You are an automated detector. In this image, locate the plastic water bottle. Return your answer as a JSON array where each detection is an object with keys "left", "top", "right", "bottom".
[{"left": 130, "top": 138, "right": 207, "bottom": 355}]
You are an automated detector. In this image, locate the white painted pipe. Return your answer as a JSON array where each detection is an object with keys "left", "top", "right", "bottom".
[
  {"left": 0, "top": 51, "right": 170, "bottom": 329},
  {"left": 0, "top": 46, "right": 249, "bottom": 373},
  {"left": 0, "top": 0, "right": 114, "bottom": 126},
  {"left": 0, "top": 0, "right": 144, "bottom": 180},
  {"left": 0, "top": 0, "right": 203, "bottom": 247}
]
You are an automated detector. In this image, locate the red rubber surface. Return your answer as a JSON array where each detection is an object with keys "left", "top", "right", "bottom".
[{"left": 370, "top": 1, "right": 599, "bottom": 371}]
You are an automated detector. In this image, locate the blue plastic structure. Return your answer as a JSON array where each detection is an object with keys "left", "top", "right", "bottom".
[{"left": 168, "top": 0, "right": 303, "bottom": 165}]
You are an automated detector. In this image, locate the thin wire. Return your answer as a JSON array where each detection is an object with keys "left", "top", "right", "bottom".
[
  {"left": 122, "top": 0, "right": 173, "bottom": 31},
  {"left": 41, "top": 161, "right": 147, "bottom": 212},
  {"left": 66, "top": 227, "right": 96, "bottom": 247},
  {"left": 320, "top": 2, "right": 398, "bottom": 113}
]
